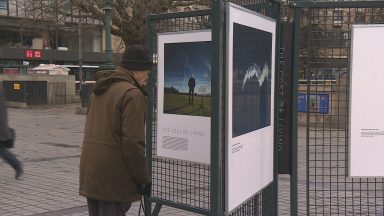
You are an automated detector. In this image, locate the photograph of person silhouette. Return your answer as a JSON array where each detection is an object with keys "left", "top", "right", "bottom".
[{"left": 163, "top": 41, "right": 212, "bottom": 117}]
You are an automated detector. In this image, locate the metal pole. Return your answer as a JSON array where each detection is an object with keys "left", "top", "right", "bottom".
[
  {"left": 78, "top": 10, "right": 84, "bottom": 106},
  {"left": 102, "top": 0, "right": 114, "bottom": 69},
  {"left": 273, "top": 2, "right": 282, "bottom": 216},
  {"left": 211, "top": 0, "right": 224, "bottom": 215},
  {"left": 6, "top": 0, "right": 10, "bottom": 16},
  {"left": 290, "top": 7, "right": 301, "bottom": 216},
  {"left": 145, "top": 15, "right": 154, "bottom": 216},
  {"left": 15, "top": 0, "right": 18, "bottom": 17}
]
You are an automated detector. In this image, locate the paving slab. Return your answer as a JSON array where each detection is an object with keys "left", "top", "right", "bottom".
[{"left": 0, "top": 103, "right": 292, "bottom": 216}]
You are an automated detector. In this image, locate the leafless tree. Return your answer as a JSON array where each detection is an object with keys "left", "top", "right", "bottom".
[
  {"left": 5, "top": 0, "right": 81, "bottom": 49},
  {"left": 7, "top": 0, "right": 211, "bottom": 48},
  {"left": 69, "top": 0, "right": 211, "bottom": 47}
]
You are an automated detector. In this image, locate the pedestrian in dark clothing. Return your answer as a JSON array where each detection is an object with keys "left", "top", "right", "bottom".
[
  {"left": 188, "top": 75, "right": 196, "bottom": 105},
  {"left": 0, "top": 84, "right": 23, "bottom": 179},
  {"left": 79, "top": 44, "right": 152, "bottom": 216}
]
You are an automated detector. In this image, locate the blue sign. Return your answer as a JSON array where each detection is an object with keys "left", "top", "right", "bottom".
[
  {"left": 298, "top": 93, "right": 307, "bottom": 112},
  {"left": 298, "top": 93, "right": 329, "bottom": 114}
]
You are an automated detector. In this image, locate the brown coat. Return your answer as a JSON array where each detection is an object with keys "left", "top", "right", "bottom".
[{"left": 79, "top": 67, "right": 150, "bottom": 203}]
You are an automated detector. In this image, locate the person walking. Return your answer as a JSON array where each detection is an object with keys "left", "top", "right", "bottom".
[
  {"left": 0, "top": 84, "right": 23, "bottom": 179},
  {"left": 79, "top": 44, "right": 152, "bottom": 216}
]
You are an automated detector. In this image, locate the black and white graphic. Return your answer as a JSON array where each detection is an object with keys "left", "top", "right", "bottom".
[
  {"left": 232, "top": 23, "right": 272, "bottom": 138},
  {"left": 226, "top": 3, "right": 276, "bottom": 213}
]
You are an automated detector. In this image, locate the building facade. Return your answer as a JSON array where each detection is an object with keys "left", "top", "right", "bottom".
[
  {"left": 0, "top": 0, "right": 122, "bottom": 78},
  {"left": 300, "top": 6, "right": 384, "bottom": 81}
]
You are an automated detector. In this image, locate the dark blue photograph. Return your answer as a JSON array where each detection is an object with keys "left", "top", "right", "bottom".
[
  {"left": 164, "top": 41, "right": 212, "bottom": 117},
  {"left": 232, "top": 23, "right": 272, "bottom": 138}
]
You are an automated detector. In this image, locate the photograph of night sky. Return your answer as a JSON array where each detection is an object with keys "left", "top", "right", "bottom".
[
  {"left": 163, "top": 41, "right": 212, "bottom": 117},
  {"left": 232, "top": 22, "right": 272, "bottom": 138}
]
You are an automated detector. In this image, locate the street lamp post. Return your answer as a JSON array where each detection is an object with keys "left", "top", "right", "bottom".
[
  {"left": 78, "top": 10, "right": 83, "bottom": 90},
  {"left": 102, "top": 0, "right": 114, "bottom": 69}
]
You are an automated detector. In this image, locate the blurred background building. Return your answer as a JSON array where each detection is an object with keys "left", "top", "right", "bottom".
[
  {"left": 299, "top": 6, "right": 384, "bottom": 82},
  {"left": 0, "top": 0, "right": 123, "bottom": 79}
]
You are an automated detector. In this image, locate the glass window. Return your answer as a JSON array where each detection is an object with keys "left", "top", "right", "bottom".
[
  {"left": 0, "top": 1, "right": 7, "bottom": 9},
  {"left": 334, "top": 10, "right": 343, "bottom": 22},
  {"left": 333, "top": 9, "right": 343, "bottom": 26},
  {"left": 311, "top": 9, "right": 320, "bottom": 24}
]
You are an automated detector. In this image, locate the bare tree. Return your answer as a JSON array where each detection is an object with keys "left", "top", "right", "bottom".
[
  {"left": 8, "top": 0, "right": 71, "bottom": 23},
  {"left": 6, "top": 0, "right": 80, "bottom": 49},
  {"left": 68, "top": 0, "right": 211, "bottom": 47},
  {"left": 8, "top": 0, "right": 211, "bottom": 48}
]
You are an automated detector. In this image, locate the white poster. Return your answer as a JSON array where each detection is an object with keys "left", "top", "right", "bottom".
[
  {"left": 226, "top": 3, "right": 276, "bottom": 213},
  {"left": 349, "top": 24, "right": 384, "bottom": 177},
  {"left": 157, "top": 31, "right": 212, "bottom": 164}
]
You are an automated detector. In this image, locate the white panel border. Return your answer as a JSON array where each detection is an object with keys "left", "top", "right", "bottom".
[
  {"left": 349, "top": 24, "right": 384, "bottom": 177},
  {"left": 225, "top": 3, "right": 276, "bottom": 213},
  {"left": 157, "top": 30, "right": 212, "bottom": 164}
]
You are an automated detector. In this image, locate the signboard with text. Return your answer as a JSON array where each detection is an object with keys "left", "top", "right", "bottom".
[
  {"left": 298, "top": 93, "right": 329, "bottom": 114},
  {"left": 156, "top": 30, "right": 212, "bottom": 164},
  {"left": 349, "top": 24, "right": 384, "bottom": 177},
  {"left": 25, "top": 50, "right": 43, "bottom": 59}
]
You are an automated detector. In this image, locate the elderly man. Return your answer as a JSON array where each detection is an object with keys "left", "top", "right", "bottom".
[{"left": 79, "top": 45, "right": 152, "bottom": 216}]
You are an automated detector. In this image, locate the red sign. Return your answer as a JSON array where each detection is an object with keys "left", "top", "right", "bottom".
[
  {"left": 34, "top": 51, "right": 42, "bottom": 58},
  {"left": 25, "top": 50, "right": 33, "bottom": 58},
  {"left": 25, "top": 50, "right": 43, "bottom": 59}
]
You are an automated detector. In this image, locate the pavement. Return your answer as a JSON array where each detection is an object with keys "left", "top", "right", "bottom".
[
  {"left": 0, "top": 103, "right": 298, "bottom": 216},
  {"left": 0, "top": 103, "right": 202, "bottom": 216}
]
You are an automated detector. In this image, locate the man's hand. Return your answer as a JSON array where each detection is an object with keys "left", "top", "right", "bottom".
[{"left": 137, "top": 182, "right": 152, "bottom": 197}]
